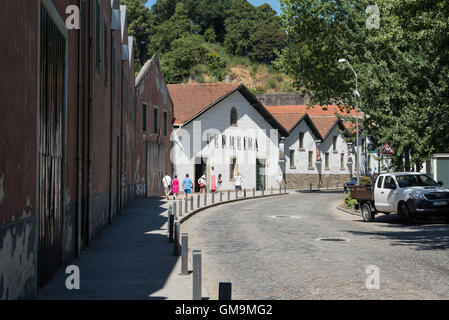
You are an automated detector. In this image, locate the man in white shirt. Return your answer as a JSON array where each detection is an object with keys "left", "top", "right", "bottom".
[
  {"left": 234, "top": 172, "right": 243, "bottom": 197},
  {"left": 162, "top": 173, "right": 172, "bottom": 200}
]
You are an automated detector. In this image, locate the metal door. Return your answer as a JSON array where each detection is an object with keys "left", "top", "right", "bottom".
[{"left": 38, "top": 6, "right": 65, "bottom": 287}]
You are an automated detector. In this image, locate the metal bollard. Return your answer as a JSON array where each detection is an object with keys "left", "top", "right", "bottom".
[
  {"left": 204, "top": 193, "right": 207, "bottom": 206},
  {"left": 279, "top": 185, "right": 282, "bottom": 194},
  {"left": 193, "top": 250, "right": 202, "bottom": 300},
  {"left": 262, "top": 188, "right": 264, "bottom": 196},
  {"left": 219, "top": 282, "right": 232, "bottom": 300},
  {"left": 227, "top": 190, "right": 230, "bottom": 200},
  {"left": 244, "top": 189, "right": 247, "bottom": 198},
  {"left": 179, "top": 199, "right": 182, "bottom": 216},
  {"left": 310, "top": 183, "right": 312, "bottom": 191},
  {"left": 220, "top": 191, "right": 223, "bottom": 202},
  {"left": 191, "top": 196, "right": 194, "bottom": 211},
  {"left": 235, "top": 189, "right": 238, "bottom": 199},
  {"left": 185, "top": 197, "right": 188, "bottom": 214},
  {"left": 284, "top": 184, "right": 287, "bottom": 193},
  {"left": 181, "top": 233, "right": 189, "bottom": 275},
  {"left": 271, "top": 186, "right": 273, "bottom": 195},
  {"left": 173, "top": 202, "right": 177, "bottom": 219},
  {"left": 168, "top": 212, "right": 174, "bottom": 243},
  {"left": 212, "top": 192, "right": 215, "bottom": 204},
  {"left": 173, "top": 222, "right": 181, "bottom": 256},
  {"left": 253, "top": 188, "right": 255, "bottom": 197},
  {"left": 197, "top": 194, "right": 200, "bottom": 208}
]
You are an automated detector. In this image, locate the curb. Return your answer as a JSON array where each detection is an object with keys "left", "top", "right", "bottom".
[
  {"left": 336, "top": 205, "right": 361, "bottom": 217},
  {"left": 178, "top": 193, "right": 290, "bottom": 225}
]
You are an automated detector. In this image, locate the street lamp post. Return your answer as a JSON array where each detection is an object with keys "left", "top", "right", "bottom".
[{"left": 339, "top": 58, "right": 360, "bottom": 185}]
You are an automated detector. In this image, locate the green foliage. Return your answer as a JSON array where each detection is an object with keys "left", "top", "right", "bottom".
[
  {"left": 203, "top": 28, "right": 216, "bottom": 43},
  {"left": 359, "top": 176, "right": 373, "bottom": 186},
  {"left": 120, "top": 0, "right": 155, "bottom": 69},
  {"left": 204, "top": 51, "right": 226, "bottom": 81},
  {"left": 276, "top": 0, "right": 449, "bottom": 171}
]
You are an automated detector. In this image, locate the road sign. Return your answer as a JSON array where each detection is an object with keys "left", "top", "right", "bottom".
[{"left": 381, "top": 142, "right": 394, "bottom": 155}]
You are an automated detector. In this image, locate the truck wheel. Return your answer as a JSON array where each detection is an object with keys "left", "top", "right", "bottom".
[
  {"left": 361, "top": 203, "right": 375, "bottom": 222},
  {"left": 400, "top": 203, "right": 413, "bottom": 225}
]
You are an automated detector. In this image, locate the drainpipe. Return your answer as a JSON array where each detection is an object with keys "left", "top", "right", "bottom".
[
  {"left": 76, "top": 0, "right": 84, "bottom": 256},
  {"left": 87, "top": 0, "right": 93, "bottom": 246}
]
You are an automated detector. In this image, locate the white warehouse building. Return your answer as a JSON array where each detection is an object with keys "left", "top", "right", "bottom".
[{"left": 168, "top": 84, "right": 289, "bottom": 192}]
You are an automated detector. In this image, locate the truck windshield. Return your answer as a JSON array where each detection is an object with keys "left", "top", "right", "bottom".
[{"left": 395, "top": 174, "right": 438, "bottom": 188}]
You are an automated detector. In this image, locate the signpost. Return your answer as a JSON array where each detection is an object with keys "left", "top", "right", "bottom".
[{"left": 381, "top": 142, "right": 394, "bottom": 172}]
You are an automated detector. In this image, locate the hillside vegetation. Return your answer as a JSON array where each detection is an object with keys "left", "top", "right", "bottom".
[{"left": 121, "top": 0, "right": 294, "bottom": 93}]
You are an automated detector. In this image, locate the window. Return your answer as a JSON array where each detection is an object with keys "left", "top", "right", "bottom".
[
  {"left": 222, "top": 135, "right": 226, "bottom": 148},
  {"left": 325, "top": 153, "right": 330, "bottom": 170},
  {"left": 237, "top": 137, "right": 241, "bottom": 150},
  {"left": 230, "top": 107, "right": 238, "bottom": 126},
  {"left": 141, "top": 103, "right": 147, "bottom": 132},
  {"left": 377, "top": 176, "right": 384, "bottom": 189},
  {"left": 340, "top": 153, "right": 345, "bottom": 170},
  {"left": 214, "top": 135, "right": 219, "bottom": 148},
  {"left": 333, "top": 136, "right": 337, "bottom": 153},
  {"left": 308, "top": 151, "right": 314, "bottom": 169},
  {"left": 230, "top": 157, "right": 237, "bottom": 180},
  {"left": 290, "top": 150, "right": 296, "bottom": 169},
  {"left": 153, "top": 107, "right": 158, "bottom": 134},
  {"left": 384, "top": 176, "right": 396, "bottom": 190},
  {"left": 299, "top": 132, "right": 305, "bottom": 149},
  {"left": 104, "top": 20, "right": 107, "bottom": 86},
  {"left": 163, "top": 111, "right": 168, "bottom": 136},
  {"left": 95, "top": 1, "right": 100, "bottom": 73}
]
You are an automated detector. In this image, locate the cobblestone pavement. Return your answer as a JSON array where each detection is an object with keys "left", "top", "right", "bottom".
[{"left": 182, "top": 192, "right": 449, "bottom": 300}]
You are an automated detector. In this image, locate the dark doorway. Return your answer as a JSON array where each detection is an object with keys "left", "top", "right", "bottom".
[
  {"left": 256, "top": 159, "right": 266, "bottom": 191},
  {"left": 37, "top": 6, "right": 65, "bottom": 287},
  {"left": 195, "top": 158, "right": 207, "bottom": 192}
]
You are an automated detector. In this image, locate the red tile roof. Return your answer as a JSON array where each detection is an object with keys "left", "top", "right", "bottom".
[
  {"left": 310, "top": 116, "right": 341, "bottom": 139},
  {"left": 265, "top": 107, "right": 307, "bottom": 132},
  {"left": 167, "top": 83, "right": 241, "bottom": 125}
]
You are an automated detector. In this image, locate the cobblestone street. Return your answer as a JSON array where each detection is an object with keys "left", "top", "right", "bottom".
[{"left": 182, "top": 192, "right": 449, "bottom": 299}]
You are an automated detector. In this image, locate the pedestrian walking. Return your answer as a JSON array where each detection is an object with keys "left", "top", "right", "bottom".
[
  {"left": 216, "top": 174, "right": 223, "bottom": 191},
  {"left": 162, "top": 173, "right": 172, "bottom": 200},
  {"left": 198, "top": 175, "right": 206, "bottom": 194},
  {"left": 182, "top": 174, "right": 193, "bottom": 199},
  {"left": 234, "top": 172, "right": 243, "bottom": 197},
  {"left": 172, "top": 175, "right": 179, "bottom": 200}
]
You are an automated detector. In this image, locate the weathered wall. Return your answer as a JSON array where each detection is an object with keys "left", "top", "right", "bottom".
[
  {"left": 135, "top": 56, "right": 174, "bottom": 197},
  {"left": 286, "top": 173, "right": 351, "bottom": 190}
]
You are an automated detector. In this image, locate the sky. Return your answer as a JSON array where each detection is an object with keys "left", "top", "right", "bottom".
[{"left": 144, "top": 0, "right": 281, "bottom": 15}]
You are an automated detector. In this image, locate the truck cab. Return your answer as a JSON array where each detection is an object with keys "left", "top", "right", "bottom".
[{"left": 352, "top": 173, "right": 449, "bottom": 224}]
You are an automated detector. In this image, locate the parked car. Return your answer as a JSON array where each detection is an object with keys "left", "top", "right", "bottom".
[
  {"left": 344, "top": 177, "right": 358, "bottom": 191},
  {"left": 351, "top": 172, "right": 449, "bottom": 224}
]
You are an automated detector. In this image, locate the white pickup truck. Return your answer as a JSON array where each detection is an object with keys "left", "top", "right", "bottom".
[{"left": 351, "top": 173, "right": 449, "bottom": 224}]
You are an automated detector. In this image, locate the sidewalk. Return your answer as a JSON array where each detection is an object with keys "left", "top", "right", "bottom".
[
  {"left": 37, "top": 197, "right": 200, "bottom": 300},
  {"left": 37, "top": 189, "right": 287, "bottom": 300}
]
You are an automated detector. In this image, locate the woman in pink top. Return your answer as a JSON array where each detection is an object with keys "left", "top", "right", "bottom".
[{"left": 172, "top": 175, "right": 179, "bottom": 200}]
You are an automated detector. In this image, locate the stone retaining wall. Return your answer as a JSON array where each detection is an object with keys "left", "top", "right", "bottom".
[{"left": 286, "top": 173, "right": 351, "bottom": 189}]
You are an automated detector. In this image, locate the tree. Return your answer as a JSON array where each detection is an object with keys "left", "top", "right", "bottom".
[
  {"left": 275, "top": 0, "right": 449, "bottom": 171},
  {"left": 148, "top": 2, "right": 200, "bottom": 56},
  {"left": 249, "top": 24, "right": 286, "bottom": 63},
  {"left": 120, "top": 0, "right": 154, "bottom": 69}
]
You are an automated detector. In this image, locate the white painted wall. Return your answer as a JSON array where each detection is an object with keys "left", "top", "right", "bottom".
[{"left": 172, "top": 91, "right": 281, "bottom": 191}]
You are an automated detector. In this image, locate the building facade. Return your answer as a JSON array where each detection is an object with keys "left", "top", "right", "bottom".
[
  {"left": 168, "top": 84, "right": 288, "bottom": 192},
  {"left": 0, "top": 0, "right": 172, "bottom": 299},
  {"left": 135, "top": 55, "right": 174, "bottom": 197}
]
